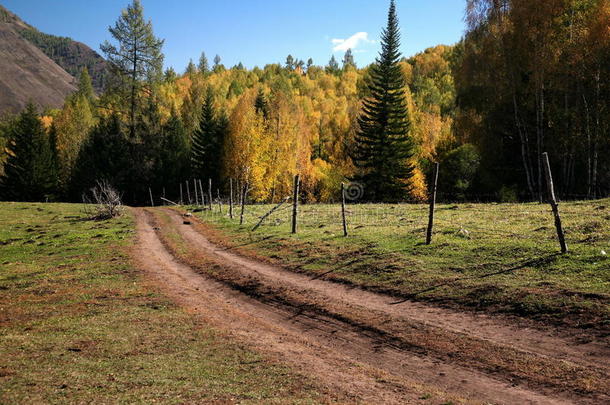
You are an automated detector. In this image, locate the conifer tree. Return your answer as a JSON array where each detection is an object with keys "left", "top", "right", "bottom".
[
  {"left": 198, "top": 51, "right": 209, "bottom": 73},
  {"left": 326, "top": 55, "right": 339, "bottom": 74},
  {"left": 185, "top": 59, "right": 197, "bottom": 75},
  {"left": 343, "top": 48, "right": 356, "bottom": 70},
  {"left": 191, "top": 87, "right": 223, "bottom": 185},
  {"left": 213, "top": 54, "right": 222, "bottom": 69},
  {"left": 0, "top": 103, "right": 58, "bottom": 201},
  {"left": 77, "top": 67, "right": 95, "bottom": 102},
  {"left": 155, "top": 110, "right": 189, "bottom": 192},
  {"left": 254, "top": 87, "right": 269, "bottom": 120},
  {"left": 70, "top": 114, "right": 131, "bottom": 200},
  {"left": 164, "top": 67, "right": 177, "bottom": 82},
  {"left": 100, "top": 0, "right": 164, "bottom": 138},
  {"left": 285, "top": 55, "right": 295, "bottom": 70},
  {"left": 353, "top": 0, "right": 414, "bottom": 202}
]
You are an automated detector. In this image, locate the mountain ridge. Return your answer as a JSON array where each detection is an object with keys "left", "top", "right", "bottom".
[{"left": 0, "top": 4, "right": 107, "bottom": 114}]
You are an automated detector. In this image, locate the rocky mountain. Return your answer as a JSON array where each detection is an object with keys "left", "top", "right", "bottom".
[{"left": 0, "top": 4, "right": 107, "bottom": 114}]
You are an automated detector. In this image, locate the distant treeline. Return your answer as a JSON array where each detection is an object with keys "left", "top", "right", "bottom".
[{"left": 0, "top": 0, "right": 608, "bottom": 204}]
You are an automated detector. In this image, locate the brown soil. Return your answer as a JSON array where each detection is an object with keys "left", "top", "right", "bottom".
[{"left": 132, "top": 207, "right": 610, "bottom": 404}]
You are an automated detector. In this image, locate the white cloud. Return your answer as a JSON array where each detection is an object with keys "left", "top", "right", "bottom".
[{"left": 331, "top": 32, "right": 375, "bottom": 52}]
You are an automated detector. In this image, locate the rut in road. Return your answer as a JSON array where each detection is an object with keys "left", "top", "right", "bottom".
[{"left": 134, "top": 207, "right": 609, "bottom": 404}]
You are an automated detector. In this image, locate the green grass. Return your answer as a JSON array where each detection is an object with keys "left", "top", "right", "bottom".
[
  {"left": 0, "top": 202, "right": 323, "bottom": 404},
  {"left": 193, "top": 199, "right": 610, "bottom": 329}
]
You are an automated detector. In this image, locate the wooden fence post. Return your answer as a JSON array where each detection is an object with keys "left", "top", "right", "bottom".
[
  {"left": 341, "top": 183, "right": 348, "bottom": 237},
  {"left": 239, "top": 182, "right": 248, "bottom": 225},
  {"left": 229, "top": 178, "right": 234, "bottom": 219},
  {"left": 198, "top": 180, "right": 205, "bottom": 209},
  {"left": 149, "top": 187, "right": 154, "bottom": 207},
  {"left": 291, "top": 174, "right": 300, "bottom": 234},
  {"left": 426, "top": 162, "right": 440, "bottom": 245},
  {"left": 194, "top": 179, "right": 199, "bottom": 206},
  {"left": 208, "top": 179, "right": 213, "bottom": 211},
  {"left": 217, "top": 189, "right": 222, "bottom": 213},
  {"left": 186, "top": 181, "right": 191, "bottom": 205},
  {"left": 542, "top": 152, "right": 568, "bottom": 253},
  {"left": 179, "top": 183, "right": 183, "bottom": 205}
]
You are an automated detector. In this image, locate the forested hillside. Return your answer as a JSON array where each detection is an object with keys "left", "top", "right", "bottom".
[
  {"left": 17, "top": 28, "right": 107, "bottom": 93},
  {"left": 0, "top": 0, "right": 608, "bottom": 204}
]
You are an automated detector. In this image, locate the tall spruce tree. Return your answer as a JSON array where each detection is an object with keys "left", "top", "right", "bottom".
[
  {"left": 326, "top": 55, "right": 340, "bottom": 74},
  {"left": 214, "top": 55, "right": 222, "bottom": 70},
  {"left": 353, "top": 0, "right": 414, "bottom": 202},
  {"left": 343, "top": 48, "right": 356, "bottom": 70},
  {"left": 70, "top": 114, "right": 131, "bottom": 201},
  {"left": 191, "top": 87, "right": 223, "bottom": 186},
  {"left": 155, "top": 110, "right": 189, "bottom": 195},
  {"left": 0, "top": 103, "right": 58, "bottom": 201},
  {"left": 185, "top": 59, "right": 197, "bottom": 75},
  {"left": 100, "top": 0, "right": 164, "bottom": 138},
  {"left": 254, "top": 87, "right": 269, "bottom": 120},
  {"left": 198, "top": 51, "right": 209, "bottom": 73}
]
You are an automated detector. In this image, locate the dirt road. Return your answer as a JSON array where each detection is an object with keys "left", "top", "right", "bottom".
[{"left": 132, "top": 207, "right": 610, "bottom": 404}]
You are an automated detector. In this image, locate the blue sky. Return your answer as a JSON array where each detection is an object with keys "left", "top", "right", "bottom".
[{"left": 2, "top": 0, "right": 466, "bottom": 71}]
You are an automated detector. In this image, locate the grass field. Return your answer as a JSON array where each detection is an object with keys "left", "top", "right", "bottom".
[
  {"left": 0, "top": 203, "right": 323, "bottom": 404},
  {"left": 193, "top": 198, "right": 610, "bottom": 330}
]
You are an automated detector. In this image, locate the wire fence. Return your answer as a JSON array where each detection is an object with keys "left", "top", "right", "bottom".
[
  {"left": 149, "top": 173, "right": 608, "bottom": 256},
  {"left": 188, "top": 197, "right": 609, "bottom": 255}
]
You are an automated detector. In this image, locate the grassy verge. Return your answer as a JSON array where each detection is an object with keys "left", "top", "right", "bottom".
[
  {"left": 0, "top": 203, "right": 324, "bottom": 404},
  {"left": 191, "top": 199, "right": 610, "bottom": 331}
]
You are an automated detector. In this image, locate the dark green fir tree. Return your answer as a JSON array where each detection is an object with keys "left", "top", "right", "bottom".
[
  {"left": 0, "top": 103, "right": 58, "bottom": 201},
  {"left": 191, "top": 87, "right": 223, "bottom": 186},
  {"left": 342, "top": 48, "right": 356, "bottom": 71},
  {"left": 156, "top": 109, "right": 190, "bottom": 192},
  {"left": 254, "top": 87, "right": 269, "bottom": 120},
  {"left": 353, "top": 0, "right": 414, "bottom": 202},
  {"left": 326, "top": 55, "right": 339, "bottom": 75},
  {"left": 198, "top": 51, "right": 209, "bottom": 74}
]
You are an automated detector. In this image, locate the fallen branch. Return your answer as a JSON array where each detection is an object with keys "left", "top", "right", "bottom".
[{"left": 251, "top": 196, "right": 291, "bottom": 232}]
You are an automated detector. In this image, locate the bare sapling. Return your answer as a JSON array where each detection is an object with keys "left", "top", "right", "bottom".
[{"left": 82, "top": 180, "right": 124, "bottom": 220}]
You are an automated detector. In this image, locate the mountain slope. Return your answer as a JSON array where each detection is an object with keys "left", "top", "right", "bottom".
[
  {"left": 0, "top": 5, "right": 107, "bottom": 114},
  {"left": 0, "top": 20, "right": 76, "bottom": 114}
]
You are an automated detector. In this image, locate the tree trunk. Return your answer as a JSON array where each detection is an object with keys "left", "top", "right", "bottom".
[{"left": 512, "top": 93, "right": 535, "bottom": 200}]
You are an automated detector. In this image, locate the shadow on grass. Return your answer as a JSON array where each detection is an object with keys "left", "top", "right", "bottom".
[
  {"left": 389, "top": 254, "right": 561, "bottom": 305},
  {"left": 310, "top": 258, "right": 361, "bottom": 281},
  {"left": 220, "top": 234, "right": 276, "bottom": 250}
]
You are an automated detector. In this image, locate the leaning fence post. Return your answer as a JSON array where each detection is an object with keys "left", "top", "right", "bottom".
[
  {"left": 426, "top": 162, "right": 440, "bottom": 245},
  {"left": 217, "top": 189, "right": 222, "bottom": 213},
  {"left": 341, "top": 182, "right": 348, "bottom": 237},
  {"left": 542, "top": 152, "right": 568, "bottom": 253},
  {"left": 149, "top": 187, "right": 154, "bottom": 207},
  {"left": 194, "top": 179, "right": 199, "bottom": 206},
  {"left": 229, "top": 178, "right": 234, "bottom": 219},
  {"left": 179, "top": 183, "right": 183, "bottom": 205},
  {"left": 291, "top": 174, "right": 300, "bottom": 234},
  {"left": 240, "top": 182, "right": 249, "bottom": 225},
  {"left": 186, "top": 181, "right": 191, "bottom": 205}
]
